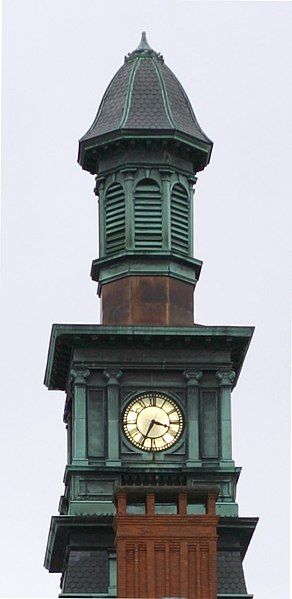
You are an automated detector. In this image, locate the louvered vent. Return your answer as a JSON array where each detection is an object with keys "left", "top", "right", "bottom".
[
  {"left": 134, "top": 179, "right": 162, "bottom": 249},
  {"left": 171, "top": 184, "right": 189, "bottom": 255},
  {"left": 105, "top": 183, "right": 125, "bottom": 255}
]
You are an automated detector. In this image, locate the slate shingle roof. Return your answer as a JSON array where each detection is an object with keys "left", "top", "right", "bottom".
[
  {"left": 79, "top": 33, "right": 212, "bottom": 172},
  {"left": 217, "top": 551, "right": 248, "bottom": 594},
  {"left": 64, "top": 550, "right": 109, "bottom": 593},
  {"left": 81, "top": 47, "right": 210, "bottom": 143}
]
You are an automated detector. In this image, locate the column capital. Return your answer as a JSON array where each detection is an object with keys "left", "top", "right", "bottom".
[
  {"left": 183, "top": 369, "right": 203, "bottom": 385},
  {"left": 160, "top": 169, "right": 172, "bottom": 181},
  {"left": 103, "top": 368, "right": 123, "bottom": 384},
  {"left": 216, "top": 370, "right": 236, "bottom": 386},
  {"left": 187, "top": 175, "right": 197, "bottom": 187},
  {"left": 94, "top": 175, "right": 105, "bottom": 196},
  {"left": 71, "top": 367, "right": 90, "bottom": 385},
  {"left": 120, "top": 168, "right": 136, "bottom": 180}
]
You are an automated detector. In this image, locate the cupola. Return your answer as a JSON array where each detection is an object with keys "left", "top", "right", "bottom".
[{"left": 78, "top": 34, "right": 213, "bottom": 326}]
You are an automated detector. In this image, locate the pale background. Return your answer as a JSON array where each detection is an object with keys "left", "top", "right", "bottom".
[{"left": 1, "top": 1, "right": 291, "bottom": 597}]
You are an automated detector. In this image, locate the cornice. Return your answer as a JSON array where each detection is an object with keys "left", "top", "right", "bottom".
[{"left": 44, "top": 324, "right": 254, "bottom": 391}]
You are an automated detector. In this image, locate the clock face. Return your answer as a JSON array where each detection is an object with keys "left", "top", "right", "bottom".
[{"left": 123, "top": 392, "right": 184, "bottom": 452}]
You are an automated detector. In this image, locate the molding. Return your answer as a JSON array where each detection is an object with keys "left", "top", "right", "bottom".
[
  {"left": 91, "top": 252, "right": 202, "bottom": 287},
  {"left": 44, "top": 324, "right": 254, "bottom": 391}
]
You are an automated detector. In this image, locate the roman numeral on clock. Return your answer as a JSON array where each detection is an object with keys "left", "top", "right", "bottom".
[
  {"left": 129, "top": 426, "right": 139, "bottom": 436},
  {"left": 149, "top": 394, "right": 156, "bottom": 406},
  {"left": 167, "top": 408, "right": 176, "bottom": 415},
  {"left": 168, "top": 427, "right": 178, "bottom": 436},
  {"left": 131, "top": 430, "right": 145, "bottom": 445}
]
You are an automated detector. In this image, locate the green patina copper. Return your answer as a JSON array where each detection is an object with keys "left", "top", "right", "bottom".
[
  {"left": 90, "top": 147, "right": 200, "bottom": 289},
  {"left": 77, "top": 33, "right": 212, "bottom": 290},
  {"left": 44, "top": 323, "right": 254, "bottom": 532},
  {"left": 44, "top": 34, "right": 257, "bottom": 597}
]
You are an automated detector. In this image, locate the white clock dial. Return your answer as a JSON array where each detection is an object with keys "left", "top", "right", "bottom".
[{"left": 123, "top": 392, "right": 183, "bottom": 452}]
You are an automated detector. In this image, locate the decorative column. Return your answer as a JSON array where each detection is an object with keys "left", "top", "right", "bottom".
[
  {"left": 71, "top": 368, "right": 90, "bottom": 466},
  {"left": 95, "top": 176, "right": 105, "bottom": 256},
  {"left": 161, "top": 170, "right": 171, "bottom": 251},
  {"left": 216, "top": 370, "right": 235, "bottom": 467},
  {"left": 184, "top": 369, "right": 203, "bottom": 467},
  {"left": 104, "top": 368, "right": 122, "bottom": 466},
  {"left": 122, "top": 169, "right": 135, "bottom": 250},
  {"left": 188, "top": 175, "right": 197, "bottom": 256}
]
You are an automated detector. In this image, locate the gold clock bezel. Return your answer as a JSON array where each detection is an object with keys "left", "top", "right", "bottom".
[{"left": 122, "top": 392, "right": 184, "bottom": 452}]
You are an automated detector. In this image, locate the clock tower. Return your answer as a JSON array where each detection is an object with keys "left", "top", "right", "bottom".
[{"left": 44, "top": 33, "right": 257, "bottom": 598}]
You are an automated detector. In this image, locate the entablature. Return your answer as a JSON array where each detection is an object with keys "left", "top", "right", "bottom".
[{"left": 44, "top": 324, "right": 254, "bottom": 391}]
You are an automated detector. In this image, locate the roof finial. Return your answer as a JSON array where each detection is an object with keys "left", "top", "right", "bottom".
[
  {"left": 135, "top": 31, "right": 152, "bottom": 52},
  {"left": 125, "top": 32, "right": 164, "bottom": 63}
]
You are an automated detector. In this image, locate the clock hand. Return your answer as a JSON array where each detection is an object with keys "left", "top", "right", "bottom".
[
  {"left": 153, "top": 420, "right": 168, "bottom": 428},
  {"left": 145, "top": 419, "right": 155, "bottom": 437}
]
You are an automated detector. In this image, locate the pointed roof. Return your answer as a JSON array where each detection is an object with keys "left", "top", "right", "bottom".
[{"left": 79, "top": 33, "right": 213, "bottom": 173}]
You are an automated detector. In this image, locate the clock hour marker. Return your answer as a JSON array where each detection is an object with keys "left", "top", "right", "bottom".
[
  {"left": 168, "top": 427, "right": 179, "bottom": 436},
  {"left": 129, "top": 426, "right": 139, "bottom": 436}
]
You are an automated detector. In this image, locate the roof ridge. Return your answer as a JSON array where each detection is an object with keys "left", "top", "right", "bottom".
[
  {"left": 153, "top": 58, "right": 177, "bottom": 129},
  {"left": 119, "top": 57, "right": 140, "bottom": 129}
]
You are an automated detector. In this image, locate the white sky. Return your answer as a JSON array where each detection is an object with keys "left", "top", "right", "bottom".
[{"left": 1, "top": 1, "right": 291, "bottom": 597}]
